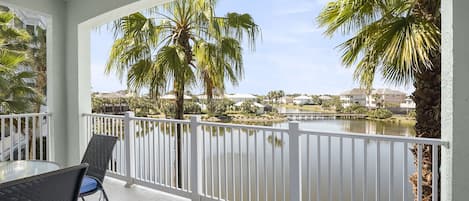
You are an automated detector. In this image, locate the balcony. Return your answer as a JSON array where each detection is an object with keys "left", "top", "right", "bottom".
[
  {"left": 0, "top": 111, "right": 445, "bottom": 201},
  {"left": 80, "top": 112, "right": 443, "bottom": 201}
]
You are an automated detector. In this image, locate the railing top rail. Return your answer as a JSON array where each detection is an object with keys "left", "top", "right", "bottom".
[
  {"left": 129, "top": 116, "right": 190, "bottom": 124},
  {"left": 83, "top": 113, "right": 124, "bottom": 119},
  {"left": 198, "top": 121, "right": 289, "bottom": 132},
  {"left": 0, "top": 113, "right": 51, "bottom": 118},
  {"left": 302, "top": 129, "right": 445, "bottom": 145}
]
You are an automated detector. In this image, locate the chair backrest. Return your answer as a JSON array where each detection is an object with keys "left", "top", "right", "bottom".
[
  {"left": 0, "top": 163, "right": 89, "bottom": 201},
  {"left": 81, "top": 134, "right": 118, "bottom": 183}
]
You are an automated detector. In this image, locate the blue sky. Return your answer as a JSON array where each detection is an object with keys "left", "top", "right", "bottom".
[{"left": 90, "top": 0, "right": 414, "bottom": 95}]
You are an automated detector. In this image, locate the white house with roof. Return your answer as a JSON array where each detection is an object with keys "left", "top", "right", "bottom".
[
  {"left": 340, "top": 88, "right": 368, "bottom": 107},
  {"left": 400, "top": 97, "right": 416, "bottom": 109},
  {"left": 293, "top": 95, "right": 313, "bottom": 105},
  {"left": 340, "top": 88, "right": 407, "bottom": 108},
  {"left": 279, "top": 96, "right": 293, "bottom": 104},
  {"left": 224, "top": 93, "right": 257, "bottom": 103},
  {"left": 318, "top": 95, "right": 333, "bottom": 101}
]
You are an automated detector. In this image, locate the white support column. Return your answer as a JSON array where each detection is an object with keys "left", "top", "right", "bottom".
[
  {"left": 441, "top": 0, "right": 469, "bottom": 200},
  {"left": 289, "top": 121, "right": 301, "bottom": 201},
  {"left": 190, "top": 116, "right": 202, "bottom": 201},
  {"left": 124, "top": 112, "right": 135, "bottom": 187}
]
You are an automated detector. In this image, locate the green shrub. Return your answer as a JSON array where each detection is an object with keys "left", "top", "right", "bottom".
[
  {"left": 342, "top": 103, "right": 368, "bottom": 114},
  {"left": 161, "top": 101, "right": 201, "bottom": 116},
  {"left": 239, "top": 101, "right": 257, "bottom": 114},
  {"left": 207, "top": 99, "right": 234, "bottom": 116},
  {"left": 367, "top": 108, "right": 393, "bottom": 119}
]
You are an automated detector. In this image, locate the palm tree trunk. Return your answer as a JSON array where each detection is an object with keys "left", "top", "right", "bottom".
[
  {"left": 174, "top": 82, "right": 184, "bottom": 188},
  {"left": 410, "top": 50, "right": 441, "bottom": 201}
]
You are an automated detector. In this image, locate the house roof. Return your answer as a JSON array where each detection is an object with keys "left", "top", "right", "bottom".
[
  {"left": 293, "top": 95, "right": 312, "bottom": 100},
  {"left": 319, "top": 95, "right": 333, "bottom": 100},
  {"left": 372, "top": 88, "right": 406, "bottom": 95},
  {"left": 225, "top": 93, "right": 257, "bottom": 99},
  {"left": 340, "top": 88, "right": 367, "bottom": 96}
]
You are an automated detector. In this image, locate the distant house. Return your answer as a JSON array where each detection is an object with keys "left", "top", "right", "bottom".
[
  {"left": 196, "top": 95, "right": 224, "bottom": 101},
  {"left": 293, "top": 95, "right": 313, "bottom": 105},
  {"left": 160, "top": 94, "right": 193, "bottom": 100},
  {"left": 279, "top": 96, "right": 293, "bottom": 104},
  {"left": 340, "top": 88, "right": 368, "bottom": 107},
  {"left": 400, "top": 97, "right": 416, "bottom": 109},
  {"left": 94, "top": 90, "right": 136, "bottom": 99},
  {"left": 318, "top": 95, "right": 333, "bottom": 101},
  {"left": 225, "top": 93, "right": 257, "bottom": 103},
  {"left": 369, "top": 88, "right": 407, "bottom": 108},
  {"left": 340, "top": 88, "right": 407, "bottom": 108}
]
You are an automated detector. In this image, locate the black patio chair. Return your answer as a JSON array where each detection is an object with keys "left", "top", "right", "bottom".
[
  {"left": 79, "top": 134, "right": 118, "bottom": 201},
  {"left": 0, "top": 163, "right": 89, "bottom": 201}
]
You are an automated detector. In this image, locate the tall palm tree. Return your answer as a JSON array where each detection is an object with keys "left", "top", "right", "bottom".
[
  {"left": 26, "top": 27, "right": 47, "bottom": 113},
  {"left": 106, "top": 0, "right": 259, "bottom": 187},
  {"left": 318, "top": 0, "right": 440, "bottom": 200}
]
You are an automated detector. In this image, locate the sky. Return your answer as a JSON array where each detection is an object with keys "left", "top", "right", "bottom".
[{"left": 90, "top": 0, "right": 414, "bottom": 95}]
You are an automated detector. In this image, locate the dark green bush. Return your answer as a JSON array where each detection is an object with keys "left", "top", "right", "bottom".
[{"left": 367, "top": 108, "right": 393, "bottom": 119}]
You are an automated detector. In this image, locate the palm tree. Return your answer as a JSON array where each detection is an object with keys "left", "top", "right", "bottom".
[
  {"left": 318, "top": 0, "right": 440, "bottom": 200},
  {"left": 26, "top": 26, "right": 47, "bottom": 113},
  {"left": 0, "top": 11, "right": 42, "bottom": 114},
  {"left": 106, "top": 0, "right": 259, "bottom": 187}
]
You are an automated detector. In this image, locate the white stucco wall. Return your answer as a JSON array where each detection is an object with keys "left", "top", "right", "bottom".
[{"left": 442, "top": 0, "right": 469, "bottom": 200}]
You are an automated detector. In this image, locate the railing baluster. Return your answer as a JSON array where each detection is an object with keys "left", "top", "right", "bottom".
[
  {"left": 389, "top": 142, "right": 394, "bottom": 201},
  {"left": 25, "top": 117, "right": 29, "bottom": 160},
  {"left": 263, "top": 130, "right": 268, "bottom": 201},
  {"left": 9, "top": 116, "right": 13, "bottom": 161},
  {"left": 418, "top": 144, "right": 423, "bottom": 201},
  {"left": 317, "top": 135, "right": 321, "bottom": 201},
  {"left": 376, "top": 141, "right": 381, "bottom": 201},
  {"left": 32, "top": 116, "right": 36, "bottom": 160},
  {"left": 202, "top": 125, "right": 207, "bottom": 196},
  {"left": 403, "top": 142, "right": 408, "bottom": 201},
  {"left": 231, "top": 128, "right": 235, "bottom": 201},
  {"left": 339, "top": 137, "right": 343, "bottom": 201},
  {"left": 432, "top": 144, "right": 439, "bottom": 201},
  {"left": 255, "top": 129, "right": 259, "bottom": 201},
  {"left": 224, "top": 127, "right": 228, "bottom": 199},
  {"left": 1, "top": 118, "right": 4, "bottom": 161},
  {"left": 351, "top": 138, "right": 355, "bottom": 201},
  {"left": 239, "top": 128, "right": 243, "bottom": 200},
  {"left": 217, "top": 126, "right": 221, "bottom": 199},
  {"left": 307, "top": 134, "right": 311, "bottom": 201},
  {"left": 247, "top": 129, "right": 251, "bottom": 201},
  {"left": 328, "top": 136, "right": 332, "bottom": 201},
  {"left": 364, "top": 139, "right": 368, "bottom": 201}
]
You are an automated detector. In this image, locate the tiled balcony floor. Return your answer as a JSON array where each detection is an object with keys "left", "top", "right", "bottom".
[{"left": 85, "top": 177, "right": 189, "bottom": 201}]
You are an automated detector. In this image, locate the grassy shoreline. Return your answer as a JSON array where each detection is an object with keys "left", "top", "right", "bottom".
[{"left": 367, "top": 115, "right": 416, "bottom": 125}]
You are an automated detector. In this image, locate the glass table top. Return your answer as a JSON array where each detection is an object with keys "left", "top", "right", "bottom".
[{"left": 0, "top": 160, "right": 60, "bottom": 183}]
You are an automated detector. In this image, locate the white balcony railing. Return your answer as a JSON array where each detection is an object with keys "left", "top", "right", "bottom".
[
  {"left": 0, "top": 113, "right": 52, "bottom": 162},
  {"left": 83, "top": 112, "right": 444, "bottom": 201}
]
